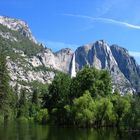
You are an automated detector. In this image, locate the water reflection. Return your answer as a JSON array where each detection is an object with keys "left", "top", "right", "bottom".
[{"left": 0, "top": 122, "right": 139, "bottom": 140}]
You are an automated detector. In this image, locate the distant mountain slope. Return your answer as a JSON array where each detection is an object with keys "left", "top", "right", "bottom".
[
  {"left": 110, "top": 45, "right": 140, "bottom": 92},
  {"left": 0, "top": 16, "right": 140, "bottom": 93},
  {"left": 0, "top": 16, "right": 37, "bottom": 43},
  {"left": 75, "top": 40, "right": 136, "bottom": 93}
]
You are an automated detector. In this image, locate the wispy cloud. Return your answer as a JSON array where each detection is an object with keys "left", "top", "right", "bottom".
[
  {"left": 129, "top": 51, "right": 140, "bottom": 57},
  {"left": 96, "top": 0, "right": 118, "bottom": 16},
  {"left": 62, "top": 14, "right": 140, "bottom": 30}
]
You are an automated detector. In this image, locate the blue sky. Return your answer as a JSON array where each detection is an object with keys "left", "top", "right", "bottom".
[{"left": 1, "top": 0, "right": 140, "bottom": 63}]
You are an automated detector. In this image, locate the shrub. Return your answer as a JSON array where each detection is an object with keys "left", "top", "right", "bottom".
[{"left": 35, "top": 109, "right": 49, "bottom": 124}]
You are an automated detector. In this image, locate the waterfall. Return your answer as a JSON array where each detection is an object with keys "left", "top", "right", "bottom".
[{"left": 71, "top": 53, "right": 76, "bottom": 78}]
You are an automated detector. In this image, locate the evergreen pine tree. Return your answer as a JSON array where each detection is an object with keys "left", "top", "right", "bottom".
[
  {"left": 0, "top": 46, "right": 12, "bottom": 122},
  {"left": 17, "top": 89, "right": 29, "bottom": 118},
  {"left": 32, "top": 89, "right": 39, "bottom": 105}
]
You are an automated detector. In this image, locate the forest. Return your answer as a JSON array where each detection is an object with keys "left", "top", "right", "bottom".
[{"left": 0, "top": 48, "right": 140, "bottom": 130}]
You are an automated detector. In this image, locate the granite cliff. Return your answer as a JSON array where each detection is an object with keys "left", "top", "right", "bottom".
[{"left": 0, "top": 16, "right": 140, "bottom": 93}]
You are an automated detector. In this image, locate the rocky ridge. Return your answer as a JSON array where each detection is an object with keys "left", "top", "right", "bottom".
[
  {"left": 75, "top": 40, "right": 137, "bottom": 93},
  {"left": 0, "top": 16, "right": 37, "bottom": 43},
  {"left": 0, "top": 16, "right": 140, "bottom": 93}
]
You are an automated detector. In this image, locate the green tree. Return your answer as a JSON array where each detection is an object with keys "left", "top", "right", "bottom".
[
  {"left": 43, "top": 72, "right": 71, "bottom": 124},
  {"left": 70, "top": 66, "right": 98, "bottom": 99},
  {"left": 72, "top": 91, "right": 96, "bottom": 127},
  {"left": 95, "top": 98, "right": 115, "bottom": 127},
  {"left": 112, "top": 94, "right": 131, "bottom": 126},
  {"left": 124, "top": 95, "right": 140, "bottom": 129},
  {"left": 32, "top": 89, "right": 39, "bottom": 105},
  {"left": 29, "top": 89, "right": 40, "bottom": 118},
  {"left": 96, "top": 70, "right": 112, "bottom": 97},
  {"left": 17, "top": 89, "right": 29, "bottom": 118},
  {"left": 70, "top": 66, "right": 112, "bottom": 100},
  {"left": 13, "top": 84, "right": 19, "bottom": 117},
  {"left": 44, "top": 72, "right": 71, "bottom": 111},
  {"left": 34, "top": 109, "right": 49, "bottom": 124},
  {"left": 0, "top": 46, "right": 13, "bottom": 122}
]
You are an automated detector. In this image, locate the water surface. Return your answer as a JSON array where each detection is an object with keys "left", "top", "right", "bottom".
[{"left": 0, "top": 122, "right": 139, "bottom": 140}]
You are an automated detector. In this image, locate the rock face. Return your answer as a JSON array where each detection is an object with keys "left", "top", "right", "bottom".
[
  {"left": 75, "top": 40, "right": 135, "bottom": 93},
  {"left": 110, "top": 45, "right": 140, "bottom": 92},
  {"left": 36, "top": 48, "right": 73, "bottom": 72},
  {"left": 6, "top": 47, "right": 73, "bottom": 90},
  {"left": 75, "top": 41, "right": 116, "bottom": 70},
  {"left": 0, "top": 16, "right": 37, "bottom": 43},
  {"left": 0, "top": 16, "right": 140, "bottom": 93},
  {"left": 55, "top": 48, "right": 73, "bottom": 73}
]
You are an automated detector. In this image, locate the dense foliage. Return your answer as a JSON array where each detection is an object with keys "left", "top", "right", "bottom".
[
  {"left": 0, "top": 46, "right": 16, "bottom": 122},
  {"left": 0, "top": 47, "right": 140, "bottom": 129},
  {"left": 0, "top": 24, "right": 44, "bottom": 57},
  {"left": 0, "top": 22, "right": 140, "bottom": 130}
]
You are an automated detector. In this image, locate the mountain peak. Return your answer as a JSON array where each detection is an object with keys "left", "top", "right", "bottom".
[
  {"left": 0, "top": 16, "right": 37, "bottom": 43},
  {"left": 0, "top": 15, "right": 139, "bottom": 93},
  {"left": 95, "top": 40, "right": 107, "bottom": 44},
  {"left": 55, "top": 48, "right": 73, "bottom": 55},
  {"left": 95, "top": 40, "right": 110, "bottom": 49},
  {"left": 110, "top": 44, "right": 129, "bottom": 54}
]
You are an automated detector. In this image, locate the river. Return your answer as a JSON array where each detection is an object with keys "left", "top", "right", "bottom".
[{"left": 0, "top": 122, "right": 139, "bottom": 140}]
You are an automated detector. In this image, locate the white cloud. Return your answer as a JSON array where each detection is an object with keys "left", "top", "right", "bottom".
[
  {"left": 62, "top": 14, "right": 140, "bottom": 30},
  {"left": 129, "top": 51, "right": 140, "bottom": 57}
]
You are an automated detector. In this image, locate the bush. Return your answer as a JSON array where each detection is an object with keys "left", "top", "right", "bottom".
[
  {"left": 17, "top": 116, "right": 29, "bottom": 123},
  {"left": 72, "top": 91, "right": 96, "bottom": 127},
  {"left": 35, "top": 109, "right": 49, "bottom": 124}
]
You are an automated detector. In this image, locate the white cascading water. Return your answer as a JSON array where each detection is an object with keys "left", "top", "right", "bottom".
[{"left": 71, "top": 53, "right": 76, "bottom": 78}]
